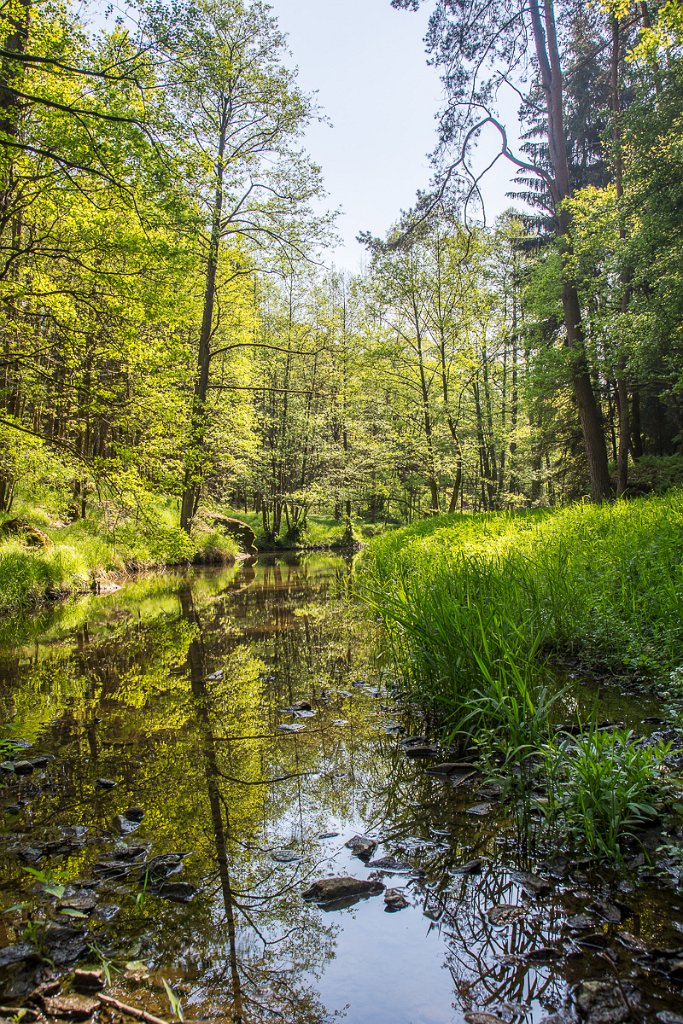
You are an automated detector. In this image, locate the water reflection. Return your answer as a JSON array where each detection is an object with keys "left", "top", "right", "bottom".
[{"left": 1, "top": 556, "right": 682, "bottom": 1024}]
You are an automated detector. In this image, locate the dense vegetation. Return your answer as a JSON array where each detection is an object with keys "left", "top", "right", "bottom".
[
  {"left": 361, "top": 489, "right": 683, "bottom": 858},
  {"left": 0, "top": 0, "right": 681, "bottom": 569}
]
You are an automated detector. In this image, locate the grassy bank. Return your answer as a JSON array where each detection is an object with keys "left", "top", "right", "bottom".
[
  {"left": 0, "top": 503, "right": 238, "bottom": 615},
  {"left": 222, "top": 508, "right": 386, "bottom": 550},
  {"left": 363, "top": 490, "right": 683, "bottom": 703},
  {"left": 360, "top": 492, "right": 683, "bottom": 859}
]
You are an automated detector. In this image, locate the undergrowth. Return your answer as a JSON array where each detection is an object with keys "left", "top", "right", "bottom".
[
  {"left": 361, "top": 490, "right": 683, "bottom": 861},
  {"left": 0, "top": 502, "right": 238, "bottom": 614}
]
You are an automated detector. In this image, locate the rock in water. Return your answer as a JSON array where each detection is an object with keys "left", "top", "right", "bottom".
[
  {"left": 42, "top": 994, "right": 99, "bottom": 1021},
  {"left": 574, "top": 980, "right": 640, "bottom": 1023},
  {"left": 486, "top": 903, "right": 525, "bottom": 927},
  {"left": 367, "top": 855, "right": 413, "bottom": 873},
  {"left": 344, "top": 834, "right": 377, "bottom": 861},
  {"left": 384, "top": 888, "right": 409, "bottom": 912},
  {"left": 302, "top": 876, "right": 384, "bottom": 906}
]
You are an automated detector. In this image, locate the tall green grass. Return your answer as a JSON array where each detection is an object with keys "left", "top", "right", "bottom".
[
  {"left": 361, "top": 492, "right": 683, "bottom": 860},
  {"left": 362, "top": 490, "right": 683, "bottom": 707}
]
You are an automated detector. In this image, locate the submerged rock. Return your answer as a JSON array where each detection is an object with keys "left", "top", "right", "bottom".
[
  {"left": 271, "top": 849, "right": 303, "bottom": 864},
  {"left": 565, "top": 913, "right": 595, "bottom": 934},
  {"left": 574, "top": 980, "right": 640, "bottom": 1023},
  {"left": 367, "top": 855, "right": 413, "bottom": 873},
  {"left": 154, "top": 881, "right": 197, "bottom": 903},
  {"left": 344, "top": 835, "right": 376, "bottom": 862},
  {"left": 384, "top": 888, "right": 409, "bottom": 912},
  {"left": 451, "top": 858, "right": 483, "bottom": 875},
  {"left": 512, "top": 871, "right": 553, "bottom": 897},
  {"left": 464, "top": 1014, "right": 506, "bottom": 1024},
  {"left": 94, "top": 778, "right": 116, "bottom": 790},
  {"left": 425, "top": 762, "right": 476, "bottom": 776},
  {"left": 277, "top": 723, "right": 307, "bottom": 733},
  {"left": 302, "top": 876, "right": 384, "bottom": 906},
  {"left": 466, "top": 803, "right": 492, "bottom": 817},
  {"left": 486, "top": 903, "right": 525, "bottom": 927}
]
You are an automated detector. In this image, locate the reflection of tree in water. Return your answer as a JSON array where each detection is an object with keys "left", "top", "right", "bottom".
[
  {"left": 179, "top": 583, "right": 340, "bottom": 1024},
  {"left": 361, "top": 744, "right": 567, "bottom": 1022}
]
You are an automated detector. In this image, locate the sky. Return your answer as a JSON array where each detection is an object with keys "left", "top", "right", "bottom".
[{"left": 268, "top": 0, "right": 520, "bottom": 271}]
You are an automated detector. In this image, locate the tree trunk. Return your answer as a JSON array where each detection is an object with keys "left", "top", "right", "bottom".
[
  {"left": 180, "top": 98, "right": 228, "bottom": 531},
  {"left": 529, "top": 0, "right": 611, "bottom": 502}
]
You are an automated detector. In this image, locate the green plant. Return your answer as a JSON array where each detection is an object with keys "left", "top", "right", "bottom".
[
  {"left": 540, "top": 728, "right": 672, "bottom": 862},
  {"left": 162, "top": 978, "right": 184, "bottom": 1021}
]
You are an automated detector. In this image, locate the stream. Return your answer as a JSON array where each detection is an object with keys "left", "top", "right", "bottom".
[{"left": 1, "top": 554, "right": 682, "bottom": 1024}]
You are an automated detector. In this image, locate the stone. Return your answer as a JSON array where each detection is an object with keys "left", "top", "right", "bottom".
[
  {"left": 576, "top": 933, "right": 610, "bottom": 950},
  {"left": 657, "top": 1013, "right": 683, "bottom": 1024},
  {"left": 513, "top": 871, "right": 553, "bottom": 897},
  {"left": 344, "top": 835, "right": 376, "bottom": 862},
  {"left": 451, "top": 859, "right": 483, "bottom": 875},
  {"left": 302, "top": 876, "right": 385, "bottom": 906},
  {"left": 466, "top": 803, "right": 492, "bottom": 817},
  {"left": 124, "top": 806, "right": 144, "bottom": 822},
  {"left": 573, "top": 980, "right": 639, "bottom": 1023},
  {"left": 42, "top": 995, "right": 99, "bottom": 1020},
  {"left": 58, "top": 894, "right": 97, "bottom": 915},
  {"left": 400, "top": 736, "right": 430, "bottom": 747},
  {"left": 277, "top": 723, "right": 306, "bottom": 733},
  {"left": 524, "top": 946, "right": 562, "bottom": 962},
  {"left": 72, "top": 970, "right": 104, "bottom": 994},
  {"left": 331, "top": 720, "right": 349, "bottom": 727},
  {"left": 0, "top": 944, "right": 38, "bottom": 970},
  {"left": 367, "top": 855, "right": 413, "bottom": 873},
  {"left": 425, "top": 762, "right": 476, "bottom": 776},
  {"left": 486, "top": 904, "right": 525, "bottom": 927},
  {"left": 271, "top": 849, "right": 303, "bottom": 864},
  {"left": 464, "top": 1014, "right": 505, "bottom": 1024},
  {"left": 155, "top": 882, "right": 197, "bottom": 903},
  {"left": 209, "top": 515, "right": 257, "bottom": 554},
  {"left": 95, "top": 778, "right": 116, "bottom": 790},
  {"left": 588, "top": 900, "right": 621, "bottom": 924},
  {"left": 565, "top": 913, "right": 595, "bottom": 933},
  {"left": 280, "top": 701, "right": 313, "bottom": 713},
  {"left": 112, "top": 814, "right": 141, "bottom": 835},
  {"left": 384, "top": 888, "right": 409, "bottom": 912},
  {"left": 13, "top": 760, "right": 34, "bottom": 776},
  {"left": 403, "top": 745, "right": 440, "bottom": 759}
]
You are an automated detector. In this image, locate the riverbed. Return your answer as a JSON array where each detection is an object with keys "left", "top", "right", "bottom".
[{"left": 1, "top": 554, "right": 682, "bottom": 1024}]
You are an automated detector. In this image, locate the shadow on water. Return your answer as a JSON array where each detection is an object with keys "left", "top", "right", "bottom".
[{"left": 0, "top": 554, "right": 682, "bottom": 1023}]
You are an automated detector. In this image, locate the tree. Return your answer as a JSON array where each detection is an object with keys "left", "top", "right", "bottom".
[
  {"left": 142, "top": 0, "right": 328, "bottom": 531},
  {"left": 392, "top": 0, "right": 616, "bottom": 500}
]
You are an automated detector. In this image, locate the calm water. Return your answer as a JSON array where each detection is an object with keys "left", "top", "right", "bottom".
[{"left": 0, "top": 555, "right": 682, "bottom": 1023}]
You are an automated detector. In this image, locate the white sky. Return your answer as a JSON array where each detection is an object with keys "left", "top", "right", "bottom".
[{"left": 269, "top": 0, "right": 520, "bottom": 271}]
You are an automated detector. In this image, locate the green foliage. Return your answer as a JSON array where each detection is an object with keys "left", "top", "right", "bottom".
[
  {"left": 363, "top": 490, "right": 683, "bottom": 687},
  {"left": 540, "top": 728, "right": 671, "bottom": 861}
]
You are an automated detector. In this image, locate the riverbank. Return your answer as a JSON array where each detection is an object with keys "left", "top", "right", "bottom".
[
  {"left": 0, "top": 507, "right": 239, "bottom": 615},
  {"left": 362, "top": 489, "right": 683, "bottom": 697},
  {"left": 361, "top": 490, "right": 683, "bottom": 861}
]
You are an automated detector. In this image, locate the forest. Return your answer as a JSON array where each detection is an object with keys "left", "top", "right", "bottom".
[
  {"left": 0, "top": 0, "right": 681, "bottom": 607},
  {"left": 1, "top": 3, "right": 683, "bottom": 1023}
]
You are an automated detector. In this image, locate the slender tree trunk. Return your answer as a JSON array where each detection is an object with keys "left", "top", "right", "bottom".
[
  {"left": 529, "top": 0, "right": 611, "bottom": 501},
  {"left": 611, "top": 13, "right": 630, "bottom": 496},
  {"left": 180, "top": 97, "right": 228, "bottom": 531}
]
